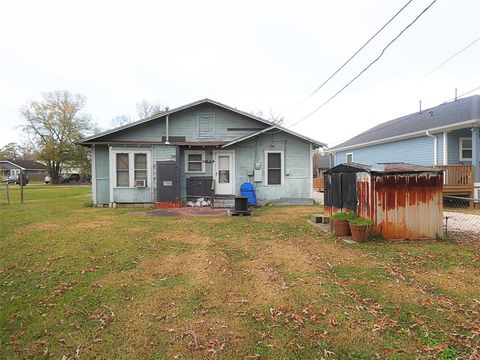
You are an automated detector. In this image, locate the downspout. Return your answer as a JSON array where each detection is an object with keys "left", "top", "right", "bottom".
[
  {"left": 165, "top": 114, "right": 170, "bottom": 144},
  {"left": 426, "top": 131, "right": 437, "bottom": 165},
  {"left": 164, "top": 107, "right": 170, "bottom": 145}
]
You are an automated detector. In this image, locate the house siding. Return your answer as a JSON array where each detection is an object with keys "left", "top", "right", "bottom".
[
  {"left": 232, "top": 131, "right": 312, "bottom": 200},
  {"left": 99, "top": 105, "right": 269, "bottom": 143},
  {"left": 335, "top": 136, "right": 434, "bottom": 166},
  {"left": 448, "top": 128, "right": 473, "bottom": 164},
  {"left": 94, "top": 146, "right": 110, "bottom": 204}
]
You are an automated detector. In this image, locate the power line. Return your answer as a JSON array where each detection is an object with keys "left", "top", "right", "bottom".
[
  {"left": 288, "top": 0, "right": 438, "bottom": 128},
  {"left": 422, "top": 36, "right": 480, "bottom": 78},
  {"left": 290, "top": 0, "right": 415, "bottom": 114}
]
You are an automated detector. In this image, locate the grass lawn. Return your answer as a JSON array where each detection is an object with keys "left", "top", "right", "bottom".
[{"left": 1, "top": 185, "right": 479, "bottom": 359}]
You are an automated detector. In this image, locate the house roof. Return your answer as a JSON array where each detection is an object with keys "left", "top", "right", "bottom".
[
  {"left": 0, "top": 159, "right": 47, "bottom": 170},
  {"left": 324, "top": 162, "right": 442, "bottom": 175},
  {"left": 78, "top": 98, "right": 327, "bottom": 148},
  {"left": 330, "top": 95, "right": 480, "bottom": 152}
]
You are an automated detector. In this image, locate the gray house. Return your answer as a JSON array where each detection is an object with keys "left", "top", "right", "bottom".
[
  {"left": 329, "top": 95, "right": 480, "bottom": 200},
  {"left": 0, "top": 159, "right": 47, "bottom": 181},
  {"left": 78, "top": 99, "right": 326, "bottom": 207}
]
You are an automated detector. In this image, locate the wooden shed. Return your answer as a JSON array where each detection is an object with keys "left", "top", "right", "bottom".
[{"left": 324, "top": 162, "right": 444, "bottom": 240}]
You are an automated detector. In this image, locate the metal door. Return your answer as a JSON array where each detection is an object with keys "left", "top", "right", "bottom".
[{"left": 156, "top": 161, "right": 178, "bottom": 202}]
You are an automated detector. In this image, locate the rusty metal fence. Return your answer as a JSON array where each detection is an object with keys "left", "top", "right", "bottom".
[{"left": 443, "top": 196, "right": 480, "bottom": 241}]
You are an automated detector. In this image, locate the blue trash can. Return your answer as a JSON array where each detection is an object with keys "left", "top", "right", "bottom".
[{"left": 240, "top": 182, "right": 256, "bottom": 205}]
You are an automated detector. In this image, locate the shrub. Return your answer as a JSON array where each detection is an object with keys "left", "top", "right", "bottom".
[
  {"left": 331, "top": 212, "right": 357, "bottom": 221},
  {"left": 349, "top": 216, "right": 373, "bottom": 226}
]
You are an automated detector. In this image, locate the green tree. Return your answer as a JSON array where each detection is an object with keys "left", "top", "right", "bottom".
[{"left": 21, "top": 90, "right": 94, "bottom": 183}]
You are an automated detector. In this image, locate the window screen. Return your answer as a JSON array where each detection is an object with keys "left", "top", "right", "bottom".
[
  {"left": 134, "top": 153, "right": 147, "bottom": 185},
  {"left": 116, "top": 153, "right": 129, "bottom": 187},
  {"left": 267, "top": 153, "right": 282, "bottom": 185}
]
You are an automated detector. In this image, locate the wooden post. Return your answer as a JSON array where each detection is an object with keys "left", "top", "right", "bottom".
[
  {"left": 20, "top": 169, "right": 24, "bottom": 204},
  {"left": 5, "top": 182, "right": 10, "bottom": 205}
]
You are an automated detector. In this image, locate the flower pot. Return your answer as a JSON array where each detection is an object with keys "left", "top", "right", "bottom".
[
  {"left": 349, "top": 223, "right": 372, "bottom": 242},
  {"left": 333, "top": 219, "right": 351, "bottom": 236}
]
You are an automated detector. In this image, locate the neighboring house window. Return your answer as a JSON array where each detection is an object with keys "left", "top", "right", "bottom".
[
  {"left": 185, "top": 150, "right": 205, "bottom": 173},
  {"left": 459, "top": 137, "right": 472, "bottom": 161},
  {"left": 346, "top": 153, "right": 353, "bottom": 163},
  {"left": 10, "top": 169, "right": 20, "bottom": 176},
  {"left": 134, "top": 153, "right": 147, "bottom": 186},
  {"left": 266, "top": 151, "right": 283, "bottom": 185},
  {"left": 116, "top": 153, "right": 129, "bottom": 187},
  {"left": 197, "top": 113, "right": 215, "bottom": 138}
]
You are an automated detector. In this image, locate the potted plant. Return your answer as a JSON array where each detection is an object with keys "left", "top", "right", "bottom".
[
  {"left": 348, "top": 217, "right": 374, "bottom": 242},
  {"left": 331, "top": 212, "right": 357, "bottom": 236}
]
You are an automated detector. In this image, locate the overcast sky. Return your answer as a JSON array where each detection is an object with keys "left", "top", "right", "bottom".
[{"left": 0, "top": 0, "right": 479, "bottom": 148}]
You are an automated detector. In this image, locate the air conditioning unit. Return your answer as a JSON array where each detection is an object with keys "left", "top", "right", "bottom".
[{"left": 135, "top": 179, "right": 146, "bottom": 187}]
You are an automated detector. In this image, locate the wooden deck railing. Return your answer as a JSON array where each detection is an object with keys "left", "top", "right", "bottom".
[{"left": 433, "top": 165, "right": 474, "bottom": 188}]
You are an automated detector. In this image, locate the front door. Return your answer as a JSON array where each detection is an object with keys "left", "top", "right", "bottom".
[{"left": 214, "top": 152, "right": 234, "bottom": 195}]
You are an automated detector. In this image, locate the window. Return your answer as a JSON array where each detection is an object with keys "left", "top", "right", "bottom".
[
  {"left": 197, "top": 113, "right": 215, "bottom": 138},
  {"left": 185, "top": 150, "right": 205, "bottom": 173},
  {"left": 346, "top": 153, "right": 353, "bottom": 163},
  {"left": 266, "top": 151, "right": 283, "bottom": 185},
  {"left": 134, "top": 153, "right": 147, "bottom": 186},
  {"left": 116, "top": 153, "right": 129, "bottom": 187},
  {"left": 113, "top": 150, "right": 151, "bottom": 188},
  {"left": 10, "top": 169, "right": 20, "bottom": 176},
  {"left": 459, "top": 138, "right": 472, "bottom": 161}
]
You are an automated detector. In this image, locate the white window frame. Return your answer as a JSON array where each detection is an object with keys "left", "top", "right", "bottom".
[
  {"left": 459, "top": 137, "right": 472, "bottom": 161},
  {"left": 197, "top": 113, "right": 216, "bottom": 138},
  {"left": 185, "top": 150, "right": 206, "bottom": 173},
  {"left": 346, "top": 153, "right": 353, "bottom": 163},
  {"left": 10, "top": 169, "right": 20, "bottom": 176},
  {"left": 265, "top": 150, "right": 284, "bottom": 186},
  {"left": 111, "top": 149, "right": 152, "bottom": 188}
]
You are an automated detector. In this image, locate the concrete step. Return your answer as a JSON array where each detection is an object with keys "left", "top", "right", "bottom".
[{"left": 213, "top": 197, "right": 235, "bottom": 208}]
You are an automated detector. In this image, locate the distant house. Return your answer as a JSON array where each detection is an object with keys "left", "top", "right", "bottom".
[
  {"left": 78, "top": 98, "right": 326, "bottom": 207},
  {"left": 0, "top": 159, "right": 48, "bottom": 180},
  {"left": 329, "top": 95, "right": 480, "bottom": 200}
]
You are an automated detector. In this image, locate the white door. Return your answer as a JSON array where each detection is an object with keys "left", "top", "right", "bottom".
[{"left": 214, "top": 152, "right": 234, "bottom": 195}]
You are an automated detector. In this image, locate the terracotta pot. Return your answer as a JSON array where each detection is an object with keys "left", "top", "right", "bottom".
[
  {"left": 333, "top": 219, "right": 351, "bottom": 236},
  {"left": 349, "top": 223, "right": 372, "bottom": 242}
]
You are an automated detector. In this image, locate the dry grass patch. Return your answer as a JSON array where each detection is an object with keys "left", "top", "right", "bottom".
[
  {"left": 73, "top": 218, "right": 116, "bottom": 229},
  {"left": 412, "top": 267, "right": 480, "bottom": 297},
  {"left": 18, "top": 222, "right": 59, "bottom": 232}
]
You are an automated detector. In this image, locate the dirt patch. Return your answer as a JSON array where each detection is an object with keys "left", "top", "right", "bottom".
[
  {"left": 143, "top": 208, "right": 227, "bottom": 217},
  {"left": 74, "top": 219, "right": 115, "bottom": 229},
  {"left": 18, "top": 223, "right": 59, "bottom": 232}
]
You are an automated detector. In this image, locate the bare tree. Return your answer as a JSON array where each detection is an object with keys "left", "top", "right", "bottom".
[
  {"left": 110, "top": 115, "right": 132, "bottom": 127},
  {"left": 251, "top": 109, "right": 285, "bottom": 125},
  {"left": 21, "top": 90, "right": 94, "bottom": 183},
  {"left": 136, "top": 99, "right": 165, "bottom": 119}
]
